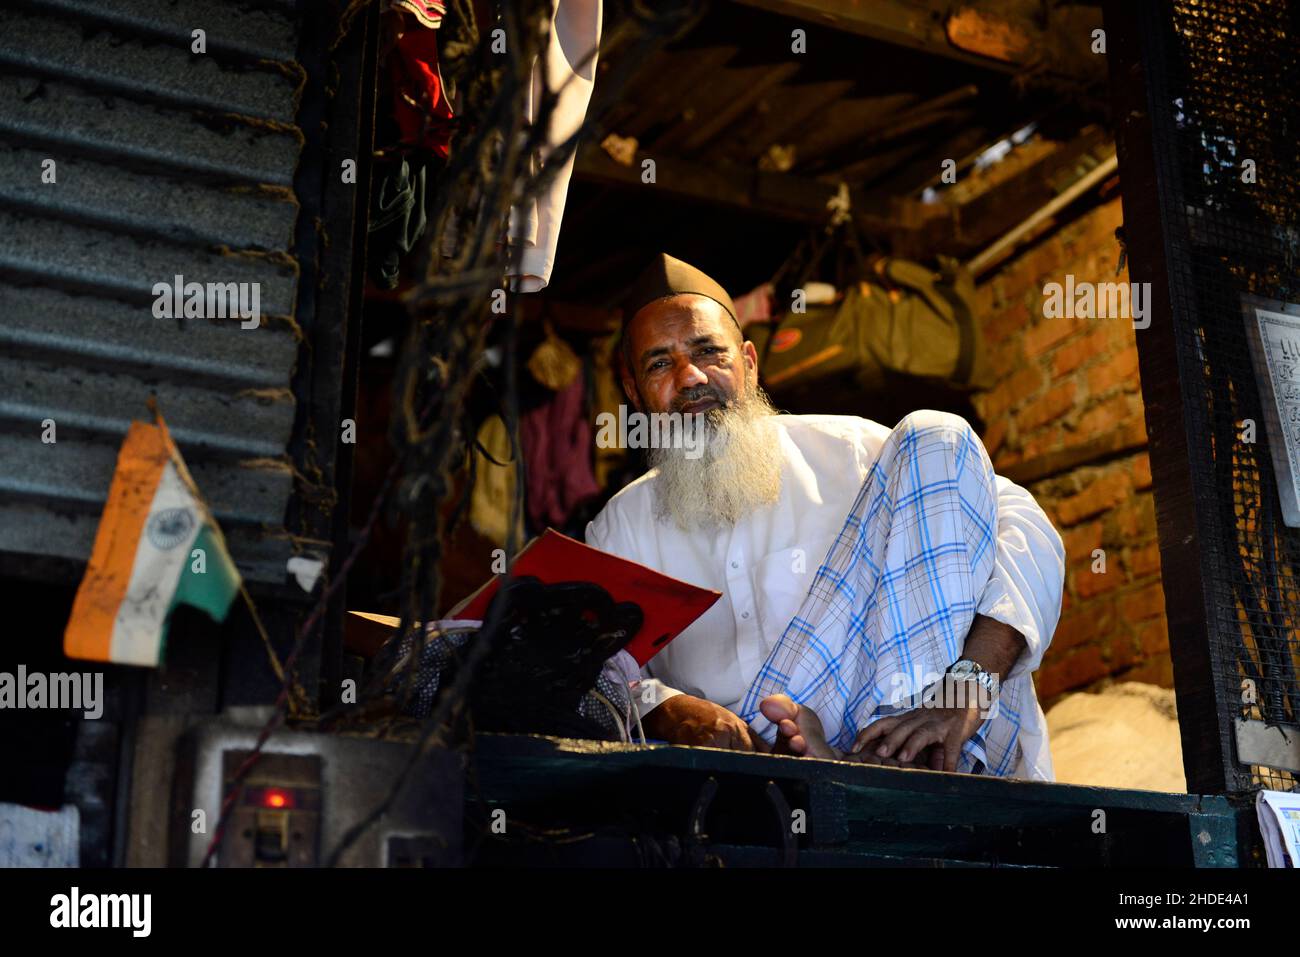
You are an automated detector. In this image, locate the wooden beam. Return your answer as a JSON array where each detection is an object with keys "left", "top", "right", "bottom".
[
  {"left": 731, "top": 78, "right": 858, "bottom": 158},
  {"left": 949, "top": 3, "right": 1107, "bottom": 85},
  {"left": 573, "top": 140, "right": 938, "bottom": 239},
  {"left": 967, "top": 149, "right": 1117, "bottom": 277},
  {"left": 606, "top": 47, "right": 738, "bottom": 140},
  {"left": 817, "top": 108, "right": 977, "bottom": 180},
  {"left": 675, "top": 62, "right": 801, "bottom": 154},
  {"left": 1103, "top": 0, "right": 1233, "bottom": 795},
  {"left": 802, "top": 84, "right": 980, "bottom": 174},
  {"left": 866, "top": 125, "right": 990, "bottom": 198},
  {"left": 935, "top": 125, "right": 1116, "bottom": 258},
  {"left": 729, "top": 0, "right": 1022, "bottom": 73},
  {"left": 730, "top": 0, "right": 1102, "bottom": 82},
  {"left": 945, "top": 6, "right": 1036, "bottom": 63},
  {"left": 999, "top": 423, "right": 1148, "bottom": 487}
]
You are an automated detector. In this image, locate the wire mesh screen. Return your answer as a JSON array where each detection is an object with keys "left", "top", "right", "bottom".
[{"left": 1136, "top": 0, "right": 1300, "bottom": 791}]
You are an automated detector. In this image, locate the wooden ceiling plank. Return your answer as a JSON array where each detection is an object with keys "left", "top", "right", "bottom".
[
  {"left": 783, "top": 92, "right": 922, "bottom": 167},
  {"left": 802, "top": 84, "right": 979, "bottom": 172},
  {"left": 614, "top": 46, "right": 741, "bottom": 140},
  {"left": 573, "top": 140, "right": 938, "bottom": 242},
  {"left": 814, "top": 108, "right": 975, "bottom": 179},
  {"left": 728, "top": 77, "right": 857, "bottom": 160},
  {"left": 729, "top": 0, "right": 1100, "bottom": 83},
  {"left": 676, "top": 61, "right": 802, "bottom": 155},
  {"left": 948, "top": 125, "right": 1113, "bottom": 251},
  {"left": 865, "top": 125, "right": 991, "bottom": 200},
  {"left": 729, "top": 0, "right": 1021, "bottom": 73}
]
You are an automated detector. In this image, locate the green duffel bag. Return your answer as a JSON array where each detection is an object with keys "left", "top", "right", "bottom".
[{"left": 750, "top": 256, "right": 992, "bottom": 396}]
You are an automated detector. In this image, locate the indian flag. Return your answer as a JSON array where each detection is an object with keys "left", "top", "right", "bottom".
[{"left": 64, "top": 415, "right": 242, "bottom": 667}]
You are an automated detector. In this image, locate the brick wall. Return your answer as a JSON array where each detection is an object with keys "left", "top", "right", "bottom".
[{"left": 971, "top": 195, "right": 1173, "bottom": 704}]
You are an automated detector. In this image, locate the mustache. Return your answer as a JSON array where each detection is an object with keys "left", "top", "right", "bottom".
[{"left": 670, "top": 385, "right": 727, "bottom": 413}]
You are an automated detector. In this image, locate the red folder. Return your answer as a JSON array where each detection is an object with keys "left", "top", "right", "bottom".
[{"left": 449, "top": 529, "right": 720, "bottom": 666}]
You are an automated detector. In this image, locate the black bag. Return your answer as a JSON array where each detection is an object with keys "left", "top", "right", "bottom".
[{"left": 379, "top": 577, "right": 641, "bottom": 741}]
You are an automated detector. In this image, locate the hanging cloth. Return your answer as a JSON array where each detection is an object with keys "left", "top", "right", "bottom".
[
  {"left": 526, "top": 321, "right": 582, "bottom": 391},
  {"left": 388, "top": 10, "right": 454, "bottom": 159},
  {"left": 590, "top": 331, "right": 627, "bottom": 487},
  {"left": 520, "top": 370, "right": 601, "bottom": 529},
  {"left": 367, "top": 156, "right": 430, "bottom": 289},
  {"left": 505, "top": 0, "right": 602, "bottom": 293},
  {"left": 469, "top": 414, "right": 525, "bottom": 546},
  {"left": 732, "top": 282, "right": 775, "bottom": 328},
  {"left": 388, "top": 0, "right": 446, "bottom": 29}
]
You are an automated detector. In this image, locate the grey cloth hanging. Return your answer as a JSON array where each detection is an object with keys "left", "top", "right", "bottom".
[{"left": 367, "top": 155, "right": 430, "bottom": 289}]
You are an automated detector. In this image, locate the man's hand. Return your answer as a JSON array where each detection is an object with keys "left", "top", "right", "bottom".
[
  {"left": 642, "top": 694, "right": 770, "bottom": 752},
  {"left": 841, "top": 748, "right": 931, "bottom": 770},
  {"left": 849, "top": 614, "right": 1027, "bottom": 772},
  {"left": 849, "top": 675, "right": 986, "bottom": 772}
]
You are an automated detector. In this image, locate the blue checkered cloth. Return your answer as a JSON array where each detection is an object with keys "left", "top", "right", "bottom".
[{"left": 739, "top": 411, "right": 1028, "bottom": 776}]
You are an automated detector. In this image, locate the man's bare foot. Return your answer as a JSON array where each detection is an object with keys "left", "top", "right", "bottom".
[{"left": 759, "top": 694, "right": 841, "bottom": 759}]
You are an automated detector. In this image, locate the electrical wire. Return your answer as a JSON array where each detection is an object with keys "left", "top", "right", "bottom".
[{"left": 201, "top": 0, "right": 697, "bottom": 867}]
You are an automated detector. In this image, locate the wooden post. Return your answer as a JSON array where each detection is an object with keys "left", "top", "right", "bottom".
[{"left": 1103, "top": 0, "right": 1234, "bottom": 794}]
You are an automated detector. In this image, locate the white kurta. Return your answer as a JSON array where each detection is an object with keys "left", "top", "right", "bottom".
[{"left": 585, "top": 413, "right": 1065, "bottom": 780}]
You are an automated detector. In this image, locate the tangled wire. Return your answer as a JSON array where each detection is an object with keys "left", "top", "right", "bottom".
[
  {"left": 202, "top": 0, "right": 700, "bottom": 867},
  {"left": 329, "top": 0, "right": 704, "bottom": 865}
]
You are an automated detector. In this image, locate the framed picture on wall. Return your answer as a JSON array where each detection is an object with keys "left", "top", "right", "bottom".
[{"left": 1242, "top": 294, "right": 1300, "bottom": 527}]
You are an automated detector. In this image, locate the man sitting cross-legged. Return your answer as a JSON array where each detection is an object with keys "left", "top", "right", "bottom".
[{"left": 588, "top": 254, "right": 1065, "bottom": 779}]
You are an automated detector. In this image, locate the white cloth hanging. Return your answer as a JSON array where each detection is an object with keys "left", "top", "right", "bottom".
[{"left": 505, "top": 0, "right": 602, "bottom": 293}]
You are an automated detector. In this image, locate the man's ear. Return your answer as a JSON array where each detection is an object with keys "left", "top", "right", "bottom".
[
  {"left": 621, "top": 373, "right": 644, "bottom": 413},
  {"left": 742, "top": 338, "right": 759, "bottom": 376}
]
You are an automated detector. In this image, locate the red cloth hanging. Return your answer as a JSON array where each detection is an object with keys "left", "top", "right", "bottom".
[
  {"left": 520, "top": 371, "right": 602, "bottom": 530},
  {"left": 389, "top": 18, "right": 454, "bottom": 159}
]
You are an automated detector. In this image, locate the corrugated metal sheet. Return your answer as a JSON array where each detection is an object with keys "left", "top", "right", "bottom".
[{"left": 0, "top": 0, "right": 317, "bottom": 584}]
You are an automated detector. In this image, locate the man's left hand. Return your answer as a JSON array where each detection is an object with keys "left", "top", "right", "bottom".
[{"left": 848, "top": 676, "right": 986, "bottom": 772}]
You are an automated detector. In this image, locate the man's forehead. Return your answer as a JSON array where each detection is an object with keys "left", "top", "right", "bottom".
[{"left": 628, "top": 294, "right": 735, "bottom": 344}]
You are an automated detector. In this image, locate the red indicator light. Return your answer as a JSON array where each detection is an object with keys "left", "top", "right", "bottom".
[{"left": 262, "top": 788, "right": 292, "bottom": 809}]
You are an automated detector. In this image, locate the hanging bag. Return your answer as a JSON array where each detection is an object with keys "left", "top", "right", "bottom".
[{"left": 755, "top": 252, "right": 990, "bottom": 396}]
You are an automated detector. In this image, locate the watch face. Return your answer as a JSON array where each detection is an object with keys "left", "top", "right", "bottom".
[{"left": 949, "top": 660, "right": 979, "bottom": 676}]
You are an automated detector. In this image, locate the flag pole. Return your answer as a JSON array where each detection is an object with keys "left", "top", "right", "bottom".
[{"left": 145, "top": 398, "right": 309, "bottom": 716}]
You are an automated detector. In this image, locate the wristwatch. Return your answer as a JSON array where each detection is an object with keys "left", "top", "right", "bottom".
[{"left": 945, "top": 658, "right": 1000, "bottom": 703}]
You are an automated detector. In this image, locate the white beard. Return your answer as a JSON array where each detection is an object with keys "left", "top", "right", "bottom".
[{"left": 648, "top": 387, "right": 784, "bottom": 531}]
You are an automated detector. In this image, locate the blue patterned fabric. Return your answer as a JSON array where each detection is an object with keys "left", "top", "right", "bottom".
[{"left": 739, "top": 411, "right": 1027, "bottom": 776}]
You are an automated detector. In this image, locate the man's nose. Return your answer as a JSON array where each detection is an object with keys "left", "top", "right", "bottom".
[{"left": 672, "top": 356, "right": 708, "bottom": 392}]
